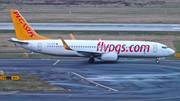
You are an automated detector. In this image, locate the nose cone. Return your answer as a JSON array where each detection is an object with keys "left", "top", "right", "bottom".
[{"left": 169, "top": 48, "right": 175, "bottom": 55}]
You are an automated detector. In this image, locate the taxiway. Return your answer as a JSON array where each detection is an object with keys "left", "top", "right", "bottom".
[
  {"left": 0, "top": 58, "right": 180, "bottom": 101},
  {"left": 1, "top": 23, "right": 180, "bottom": 31}
]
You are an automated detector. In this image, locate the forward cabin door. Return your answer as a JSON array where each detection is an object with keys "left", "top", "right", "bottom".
[
  {"left": 153, "top": 44, "right": 157, "bottom": 53},
  {"left": 153, "top": 44, "right": 157, "bottom": 56}
]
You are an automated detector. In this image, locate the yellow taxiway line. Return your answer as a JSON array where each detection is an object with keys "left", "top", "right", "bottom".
[{"left": 53, "top": 60, "right": 60, "bottom": 65}]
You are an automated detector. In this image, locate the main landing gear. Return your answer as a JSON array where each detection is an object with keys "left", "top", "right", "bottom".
[
  {"left": 156, "top": 58, "right": 160, "bottom": 64},
  {"left": 89, "top": 58, "right": 94, "bottom": 63},
  {"left": 89, "top": 55, "right": 94, "bottom": 63}
]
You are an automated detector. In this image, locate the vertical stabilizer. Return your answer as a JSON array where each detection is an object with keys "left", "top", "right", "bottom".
[{"left": 10, "top": 9, "right": 51, "bottom": 40}]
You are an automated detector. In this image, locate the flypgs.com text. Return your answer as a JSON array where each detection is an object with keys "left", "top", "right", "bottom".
[{"left": 97, "top": 42, "right": 150, "bottom": 54}]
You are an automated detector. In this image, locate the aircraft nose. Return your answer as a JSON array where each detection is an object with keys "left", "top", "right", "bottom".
[{"left": 169, "top": 48, "right": 175, "bottom": 55}]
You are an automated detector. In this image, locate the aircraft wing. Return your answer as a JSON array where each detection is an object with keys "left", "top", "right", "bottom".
[
  {"left": 76, "top": 50, "right": 102, "bottom": 57},
  {"left": 61, "top": 39, "right": 102, "bottom": 57}
]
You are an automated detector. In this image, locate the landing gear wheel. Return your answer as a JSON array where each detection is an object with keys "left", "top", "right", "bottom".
[
  {"left": 156, "top": 59, "right": 159, "bottom": 64},
  {"left": 89, "top": 58, "right": 94, "bottom": 64}
]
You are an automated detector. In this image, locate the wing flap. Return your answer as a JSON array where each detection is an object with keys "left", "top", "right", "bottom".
[
  {"left": 76, "top": 50, "right": 102, "bottom": 57},
  {"left": 76, "top": 50, "right": 102, "bottom": 54}
]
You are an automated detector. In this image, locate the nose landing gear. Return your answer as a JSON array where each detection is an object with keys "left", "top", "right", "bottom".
[{"left": 156, "top": 58, "right": 159, "bottom": 64}]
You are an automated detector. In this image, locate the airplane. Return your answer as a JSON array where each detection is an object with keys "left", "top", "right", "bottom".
[{"left": 9, "top": 9, "right": 175, "bottom": 64}]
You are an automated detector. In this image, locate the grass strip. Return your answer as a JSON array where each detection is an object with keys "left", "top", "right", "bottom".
[
  {"left": 173, "top": 40, "right": 180, "bottom": 53},
  {"left": 0, "top": 73, "right": 66, "bottom": 91},
  {"left": 0, "top": 54, "right": 80, "bottom": 58},
  {"left": 166, "top": 55, "right": 180, "bottom": 59},
  {"left": 0, "top": 54, "right": 59, "bottom": 58}
]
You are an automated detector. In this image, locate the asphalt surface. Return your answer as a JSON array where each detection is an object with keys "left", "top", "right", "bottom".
[
  {"left": 0, "top": 58, "right": 180, "bottom": 101},
  {"left": 1, "top": 23, "right": 180, "bottom": 31}
]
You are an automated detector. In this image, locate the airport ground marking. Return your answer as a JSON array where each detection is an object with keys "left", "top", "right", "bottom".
[
  {"left": 15, "top": 93, "right": 72, "bottom": 96},
  {"left": 120, "top": 96, "right": 180, "bottom": 101},
  {"left": 146, "top": 96, "right": 180, "bottom": 101},
  {"left": 71, "top": 72, "right": 118, "bottom": 92},
  {"left": 146, "top": 64, "right": 180, "bottom": 70},
  {"left": 53, "top": 60, "right": 60, "bottom": 65},
  {"left": 0, "top": 76, "right": 19, "bottom": 80},
  {"left": 175, "top": 54, "right": 180, "bottom": 57},
  {"left": 0, "top": 70, "right": 4, "bottom": 75},
  {"left": 129, "top": 64, "right": 180, "bottom": 70},
  {"left": 0, "top": 91, "right": 19, "bottom": 95}
]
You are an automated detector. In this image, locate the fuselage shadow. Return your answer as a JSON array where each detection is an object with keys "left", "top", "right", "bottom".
[{"left": 81, "top": 59, "right": 158, "bottom": 64}]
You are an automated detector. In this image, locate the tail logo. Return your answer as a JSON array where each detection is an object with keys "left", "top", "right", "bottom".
[{"left": 13, "top": 11, "right": 35, "bottom": 37}]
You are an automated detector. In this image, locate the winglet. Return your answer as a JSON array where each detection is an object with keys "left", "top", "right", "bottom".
[
  {"left": 61, "top": 39, "right": 72, "bottom": 50},
  {"left": 70, "top": 33, "right": 76, "bottom": 40}
]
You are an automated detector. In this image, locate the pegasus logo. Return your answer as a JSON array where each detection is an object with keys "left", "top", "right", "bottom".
[{"left": 13, "top": 11, "right": 35, "bottom": 37}]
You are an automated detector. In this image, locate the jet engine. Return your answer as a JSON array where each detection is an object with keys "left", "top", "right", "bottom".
[{"left": 101, "top": 52, "right": 118, "bottom": 61}]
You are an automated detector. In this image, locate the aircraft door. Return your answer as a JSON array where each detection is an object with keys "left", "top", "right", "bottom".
[
  {"left": 38, "top": 42, "right": 42, "bottom": 51},
  {"left": 153, "top": 44, "right": 157, "bottom": 53}
]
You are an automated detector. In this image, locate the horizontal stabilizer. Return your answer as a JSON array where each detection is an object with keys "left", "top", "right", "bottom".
[{"left": 8, "top": 40, "right": 28, "bottom": 44}]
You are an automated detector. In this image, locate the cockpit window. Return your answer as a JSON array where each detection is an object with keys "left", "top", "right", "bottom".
[{"left": 162, "top": 46, "right": 168, "bottom": 49}]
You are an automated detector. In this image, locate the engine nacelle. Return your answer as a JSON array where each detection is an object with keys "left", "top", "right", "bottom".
[{"left": 101, "top": 52, "right": 118, "bottom": 61}]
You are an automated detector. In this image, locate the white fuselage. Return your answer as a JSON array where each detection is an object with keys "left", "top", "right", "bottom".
[{"left": 15, "top": 40, "right": 175, "bottom": 58}]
